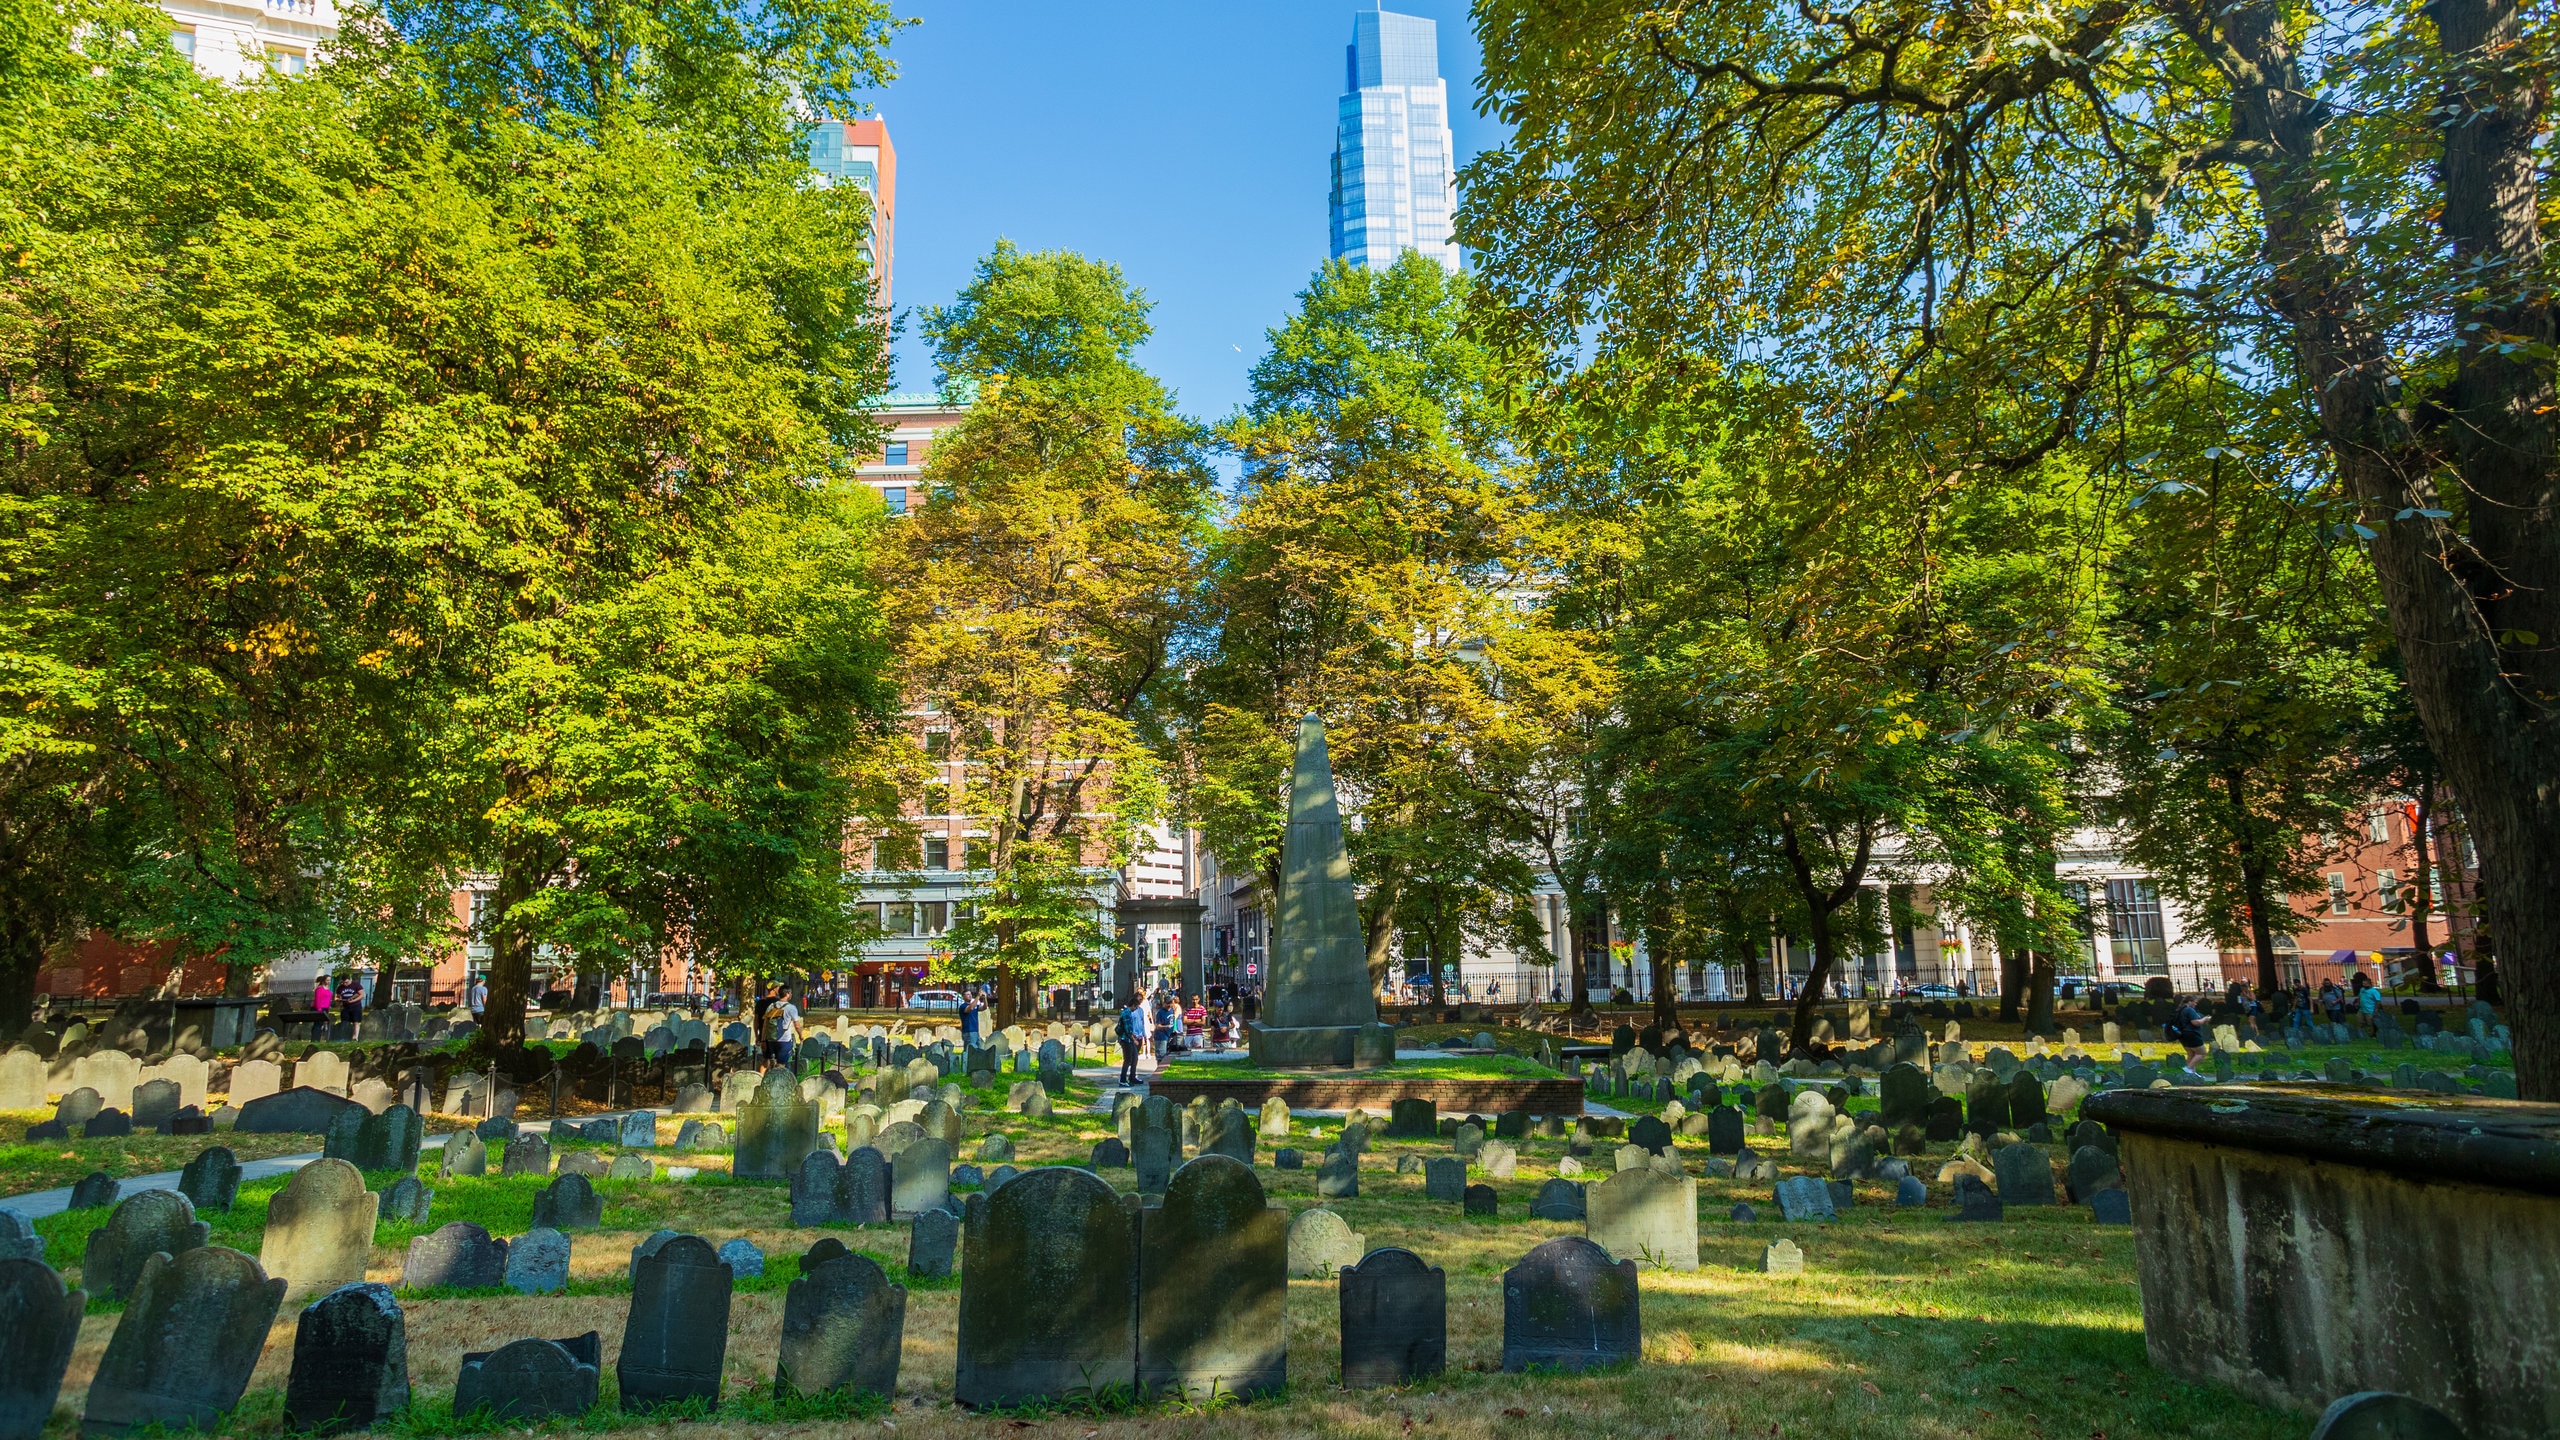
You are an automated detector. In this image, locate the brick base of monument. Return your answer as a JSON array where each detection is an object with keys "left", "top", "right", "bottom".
[{"left": 1142, "top": 1074, "right": 1586, "bottom": 1116}]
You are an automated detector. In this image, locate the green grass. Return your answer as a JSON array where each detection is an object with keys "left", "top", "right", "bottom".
[{"left": 1159, "top": 1053, "right": 1562, "bottom": 1083}]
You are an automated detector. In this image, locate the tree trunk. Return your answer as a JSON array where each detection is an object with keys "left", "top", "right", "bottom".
[
  {"left": 2409, "top": 787, "right": 2441, "bottom": 991},
  {"left": 1565, "top": 895, "right": 1595, "bottom": 1019},
  {"left": 481, "top": 763, "right": 546, "bottom": 1054},
  {"left": 2239, "top": 853, "right": 2283, "bottom": 1000},
  {"left": 0, "top": 916, "right": 38, "bottom": 1044},
  {"left": 1780, "top": 817, "right": 1875, "bottom": 1050},
  {"left": 2024, "top": 949, "right": 2056, "bottom": 1036},
  {"left": 992, "top": 956, "right": 1018, "bottom": 1030},
  {"left": 1645, "top": 905, "right": 1678, "bottom": 1030},
  {"left": 1363, "top": 879, "right": 1398, "bottom": 997},
  {"left": 1997, "top": 933, "right": 2027, "bottom": 1023},
  {"left": 2187, "top": 0, "right": 2559, "bottom": 1097},
  {"left": 1741, "top": 933, "right": 1764, "bottom": 1006},
  {"left": 223, "top": 959, "right": 256, "bottom": 999}
]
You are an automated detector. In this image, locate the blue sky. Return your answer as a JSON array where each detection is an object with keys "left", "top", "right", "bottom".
[{"left": 869, "top": 1, "right": 1501, "bottom": 423}]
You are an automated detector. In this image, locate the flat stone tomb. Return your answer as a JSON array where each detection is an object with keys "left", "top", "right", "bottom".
[
  {"left": 778, "top": 1251, "right": 906, "bottom": 1399},
  {"left": 1340, "top": 1247, "right": 1446, "bottom": 1389},
  {"left": 284, "top": 1281, "right": 409, "bottom": 1435},
  {"left": 1138, "top": 1156, "right": 1287, "bottom": 1402},
  {"left": 82, "top": 1246, "right": 288, "bottom": 1437},
  {"left": 1501, "top": 1236, "right": 1641, "bottom": 1374},
  {"left": 955, "top": 1167, "right": 1136, "bottom": 1408},
  {"left": 619, "top": 1235, "right": 734, "bottom": 1412}
]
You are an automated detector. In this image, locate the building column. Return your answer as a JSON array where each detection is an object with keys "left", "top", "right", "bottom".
[{"left": 1179, "top": 918, "right": 1203, "bottom": 1002}]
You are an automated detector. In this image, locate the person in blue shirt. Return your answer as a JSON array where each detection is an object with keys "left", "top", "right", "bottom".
[{"left": 1116, "top": 994, "right": 1145, "bottom": 1085}]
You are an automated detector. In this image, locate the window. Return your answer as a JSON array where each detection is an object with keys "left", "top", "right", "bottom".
[
  {"left": 884, "top": 441, "right": 909, "bottom": 465},
  {"left": 964, "top": 839, "right": 991, "bottom": 870},
  {"left": 2327, "top": 874, "right": 2350, "bottom": 916},
  {"left": 882, "top": 901, "right": 915, "bottom": 936},
  {"left": 919, "top": 901, "right": 948, "bottom": 935},
  {"left": 922, "top": 836, "right": 949, "bottom": 870},
  {"left": 171, "top": 26, "right": 195, "bottom": 58},
  {"left": 872, "top": 834, "right": 920, "bottom": 872},
  {"left": 267, "top": 45, "right": 307, "bottom": 74},
  {"left": 2376, "top": 868, "right": 2400, "bottom": 911},
  {"left": 2104, "top": 879, "right": 2169, "bottom": 976},
  {"left": 922, "top": 730, "right": 948, "bottom": 759},
  {"left": 2057, "top": 881, "right": 2099, "bottom": 976},
  {"left": 922, "top": 782, "right": 951, "bottom": 816},
  {"left": 882, "top": 486, "right": 907, "bottom": 516},
  {"left": 2369, "top": 811, "right": 2392, "bottom": 844}
]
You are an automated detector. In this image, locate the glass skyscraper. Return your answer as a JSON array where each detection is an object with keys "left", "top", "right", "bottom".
[{"left": 1329, "top": 7, "right": 1461, "bottom": 272}]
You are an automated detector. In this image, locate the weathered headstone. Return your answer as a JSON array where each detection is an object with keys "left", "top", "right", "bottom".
[
  {"left": 67, "top": 1172, "right": 118, "bottom": 1211},
  {"left": 0, "top": 1212, "right": 46, "bottom": 1263},
  {"left": 2066, "top": 1145, "right": 2122, "bottom": 1202},
  {"left": 452, "top": 1335, "right": 599, "bottom": 1422},
  {"left": 954, "top": 1167, "right": 1136, "bottom": 1408},
  {"left": 1992, "top": 1141, "right": 2056, "bottom": 1205},
  {"left": 283, "top": 1281, "right": 409, "bottom": 1434},
  {"left": 175, "top": 1146, "right": 242, "bottom": 1214},
  {"left": 891, "top": 1137, "right": 953, "bottom": 1219},
  {"left": 1586, "top": 1168, "right": 1698, "bottom": 1271},
  {"left": 1761, "top": 1239, "right": 1805, "bottom": 1276},
  {"left": 1951, "top": 1173, "right": 2005, "bottom": 1222},
  {"left": 1339, "top": 1247, "right": 1445, "bottom": 1389},
  {"left": 0, "top": 1256, "right": 83, "bottom": 1440},
  {"left": 82, "top": 1191, "right": 211, "bottom": 1304},
  {"left": 618, "top": 1234, "right": 733, "bottom": 1412},
  {"left": 1317, "top": 1148, "right": 1360, "bottom": 1199},
  {"left": 1286, "top": 1208, "right": 1364, "bottom": 1277},
  {"left": 402, "top": 1221, "right": 506, "bottom": 1290},
  {"left": 533, "top": 1172, "right": 604, "bottom": 1230},
  {"left": 260, "top": 1159, "right": 377, "bottom": 1303},
  {"left": 500, "top": 1133, "right": 551, "bottom": 1176},
  {"left": 1500, "top": 1236, "right": 1640, "bottom": 1373},
  {"left": 441, "top": 1128, "right": 488, "bottom": 1178},
  {"left": 81, "top": 1246, "right": 287, "bottom": 1437},
  {"left": 1896, "top": 1174, "right": 1928, "bottom": 1207},
  {"left": 1530, "top": 1178, "right": 1586, "bottom": 1221},
  {"left": 2305, "top": 1391, "right": 2469, "bottom": 1440},
  {"left": 1422, "top": 1156, "right": 1467, "bottom": 1201},
  {"left": 1388, "top": 1098, "right": 1437, "bottom": 1137},
  {"left": 907, "top": 1209, "right": 958, "bottom": 1280},
  {"left": 376, "top": 1174, "right": 432, "bottom": 1225},
  {"left": 734, "top": 1069, "right": 821, "bottom": 1181},
  {"left": 717, "top": 1238, "right": 764, "bottom": 1278},
  {"left": 507, "top": 1227, "right": 571, "bottom": 1293},
  {"left": 0, "top": 1049, "right": 44, "bottom": 1111},
  {"left": 1772, "top": 1174, "right": 1835, "bottom": 1222},
  {"left": 1137, "top": 1155, "right": 1286, "bottom": 1401},
  {"left": 777, "top": 1250, "right": 906, "bottom": 1399},
  {"left": 1258, "top": 1097, "right": 1292, "bottom": 1140}
]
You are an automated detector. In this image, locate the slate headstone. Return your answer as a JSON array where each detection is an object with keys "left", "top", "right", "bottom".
[
  {"left": 67, "top": 1173, "right": 119, "bottom": 1211},
  {"left": 178, "top": 1146, "right": 243, "bottom": 1214},
  {"left": 1286, "top": 1208, "right": 1364, "bottom": 1278},
  {"left": 507, "top": 1228, "right": 571, "bottom": 1294},
  {"left": 81, "top": 1245, "right": 287, "bottom": 1438},
  {"left": 1339, "top": 1247, "right": 1445, "bottom": 1389},
  {"left": 82, "top": 1191, "right": 212, "bottom": 1303},
  {"left": 1772, "top": 1174, "right": 1835, "bottom": 1222},
  {"left": 0, "top": 1256, "right": 82, "bottom": 1440},
  {"left": 1500, "top": 1236, "right": 1640, "bottom": 1373},
  {"left": 954, "top": 1167, "right": 1136, "bottom": 1408},
  {"left": 618, "top": 1235, "right": 733, "bottom": 1412},
  {"left": 2306, "top": 1391, "right": 2469, "bottom": 1440},
  {"left": 907, "top": 1208, "right": 959, "bottom": 1280},
  {"left": 1992, "top": 1142, "right": 2056, "bottom": 1205},
  {"left": 891, "top": 1137, "right": 953, "bottom": 1219},
  {"left": 1138, "top": 1155, "right": 1287, "bottom": 1401},
  {"left": 1317, "top": 1148, "right": 1359, "bottom": 1199},
  {"left": 452, "top": 1335, "right": 599, "bottom": 1422},
  {"left": 2089, "top": 1188, "right": 2132, "bottom": 1225},
  {"left": 717, "top": 1238, "right": 764, "bottom": 1278},
  {"left": 777, "top": 1250, "right": 906, "bottom": 1399},
  {"left": 1952, "top": 1174, "right": 2005, "bottom": 1222},
  {"left": 402, "top": 1221, "right": 506, "bottom": 1290},
  {"left": 500, "top": 1133, "right": 551, "bottom": 1177},
  {"left": 440, "top": 1129, "right": 488, "bottom": 1178},
  {"left": 283, "top": 1281, "right": 409, "bottom": 1434},
  {"left": 1422, "top": 1156, "right": 1467, "bottom": 1201},
  {"left": 1896, "top": 1175, "right": 1928, "bottom": 1207},
  {"left": 532, "top": 1172, "right": 604, "bottom": 1230},
  {"left": 1530, "top": 1178, "right": 1586, "bottom": 1221}
]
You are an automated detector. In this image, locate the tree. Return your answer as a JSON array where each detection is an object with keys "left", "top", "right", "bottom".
[
  {"left": 896, "top": 242, "right": 1212, "bottom": 1026},
  {"left": 1464, "top": 0, "right": 2560, "bottom": 1095},
  {"left": 1189, "top": 255, "right": 1570, "bottom": 1001}
]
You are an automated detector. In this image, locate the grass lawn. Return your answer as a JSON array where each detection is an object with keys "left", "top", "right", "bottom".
[
  {"left": 14, "top": 1064, "right": 2312, "bottom": 1440},
  {"left": 0, "top": 1114, "right": 332, "bottom": 1192},
  {"left": 1159, "top": 1054, "right": 1564, "bottom": 1083}
]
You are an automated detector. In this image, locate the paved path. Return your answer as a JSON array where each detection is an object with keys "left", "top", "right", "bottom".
[{"left": 0, "top": 1109, "right": 663, "bottom": 1220}]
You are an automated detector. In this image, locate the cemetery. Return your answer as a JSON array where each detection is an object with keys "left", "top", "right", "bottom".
[{"left": 0, "top": 726, "right": 2545, "bottom": 1440}]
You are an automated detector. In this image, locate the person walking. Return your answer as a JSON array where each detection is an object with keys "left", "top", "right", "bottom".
[
  {"left": 1116, "top": 993, "right": 1145, "bottom": 1085},
  {"left": 960, "top": 987, "right": 984, "bottom": 1046},
  {"left": 771, "top": 991, "right": 802, "bottom": 1068},
  {"left": 467, "top": 974, "right": 486, "bottom": 1020},
  {"left": 2354, "top": 972, "right": 2382, "bottom": 1035},
  {"left": 1150, "top": 991, "right": 1179, "bottom": 1065},
  {"left": 312, "top": 975, "right": 334, "bottom": 1021},
  {"left": 2170, "top": 994, "right": 2209, "bottom": 1066}
]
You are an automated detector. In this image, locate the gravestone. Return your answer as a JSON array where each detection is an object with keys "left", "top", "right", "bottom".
[
  {"left": 0, "top": 1256, "right": 83, "bottom": 1440},
  {"left": 907, "top": 1209, "right": 958, "bottom": 1280},
  {"left": 977, "top": 1133, "right": 1015, "bottom": 1163},
  {"left": 261, "top": 1159, "right": 377, "bottom": 1302},
  {"left": 1422, "top": 1157, "right": 1467, "bottom": 1201},
  {"left": 842, "top": 1147, "right": 890, "bottom": 1225},
  {"left": 1258, "top": 1097, "right": 1292, "bottom": 1139},
  {"left": 1896, "top": 1175, "right": 1928, "bottom": 1207},
  {"left": 717, "top": 1239, "right": 763, "bottom": 1278},
  {"left": 1317, "top": 1149, "right": 1365, "bottom": 1200},
  {"left": 1286, "top": 1208, "right": 1364, "bottom": 1277},
  {"left": 82, "top": 1191, "right": 211, "bottom": 1304},
  {"left": 1952, "top": 1174, "right": 2005, "bottom": 1222},
  {"left": 1588, "top": 1168, "right": 1697, "bottom": 1272},
  {"left": 533, "top": 1173, "right": 604, "bottom": 1230},
  {"left": 1091, "top": 1137, "right": 1129, "bottom": 1168},
  {"left": 607, "top": 1154, "right": 652, "bottom": 1181},
  {"left": 1247, "top": 716, "right": 1398, "bottom": 1068},
  {"left": 1706, "top": 1105, "right": 1746, "bottom": 1155},
  {"left": 283, "top": 1281, "right": 408, "bottom": 1434},
  {"left": 1772, "top": 1174, "right": 1835, "bottom": 1222},
  {"left": 1339, "top": 1247, "right": 1445, "bottom": 1389},
  {"left": 1133, "top": 1096, "right": 1181, "bottom": 1195},
  {"left": 83, "top": 1109, "right": 134, "bottom": 1139},
  {"left": 2066, "top": 1145, "right": 2122, "bottom": 1202},
  {"left": 0, "top": 1049, "right": 43, "bottom": 1111},
  {"left": 1992, "top": 1142, "right": 2056, "bottom": 1205},
  {"left": 872, "top": 1119, "right": 925, "bottom": 1160},
  {"left": 793, "top": 1152, "right": 848, "bottom": 1225},
  {"left": 130, "top": 1079, "right": 180, "bottom": 1133},
  {"left": 954, "top": 1167, "right": 1137, "bottom": 1408},
  {"left": 0, "top": 1212, "right": 42, "bottom": 1264},
  {"left": 619, "top": 1234, "right": 733, "bottom": 1412},
  {"left": 348, "top": 1106, "right": 423, "bottom": 1172},
  {"left": 891, "top": 1137, "right": 953, "bottom": 1219},
  {"left": 500, "top": 1133, "right": 551, "bottom": 1176},
  {"left": 295, "top": 1051, "right": 349, "bottom": 1096},
  {"left": 1479, "top": 1139, "right": 1518, "bottom": 1179},
  {"left": 68, "top": 1173, "right": 119, "bottom": 1210},
  {"left": 507, "top": 1228, "right": 570, "bottom": 1293},
  {"left": 1627, "top": 1114, "right": 1673, "bottom": 1156},
  {"left": 734, "top": 1070, "right": 821, "bottom": 1181},
  {"left": 2089, "top": 1188, "right": 2132, "bottom": 1225},
  {"left": 80, "top": 1246, "right": 286, "bottom": 1437},
  {"left": 555, "top": 1150, "right": 607, "bottom": 1182},
  {"left": 441, "top": 1129, "right": 488, "bottom": 1178},
  {"left": 1138, "top": 1156, "right": 1287, "bottom": 1401},
  {"left": 1464, "top": 1184, "right": 1498, "bottom": 1217},
  {"left": 1762, "top": 1239, "right": 1805, "bottom": 1276},
  {"left": 178, "top": 1146, "right": 242, "bottom": 1214},
  {"left": 675, "top": 1119, "right": 724, "bottom": 1152},
  {"left": 452, "top": 1336, "right": 599, "bottom": 1422},
  {"left": 1880, "top": 1062, "right": 1931, "bottom": 1129},
  {"left": 1205, "top": 1103, "right": 1256, "bottom": 1164},
  {"left": 777, "top": 1250, "right": 905, "bottom": 1399},
  {"left": 1530, "top": 1178, "right": 1586, "bottom": 1221},
  {"left": 1388, "top": 1098, "right": 1437, "bottom": 1138},
  {"left": 1500, "top": 1236, "right": 1641, "bottom": 1373},
  {"left": 53, "top": 1088, "right": 104, "bottom": 1131},
  {"left": 402, "top": 1222, "right": 506, "bottom": 1290},
  {"left": 376, "top": 1175, "right": 433, "bottom": 1225}
]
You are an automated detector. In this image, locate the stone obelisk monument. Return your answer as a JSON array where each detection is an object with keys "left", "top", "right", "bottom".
[{"left": 1248, "top": 714, "right": 1397, "bottom": 1070}]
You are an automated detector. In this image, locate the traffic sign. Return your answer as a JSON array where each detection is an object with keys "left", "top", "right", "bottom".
[{"left": 1246, "top": 963, "right": 1259, "bottom": 976}]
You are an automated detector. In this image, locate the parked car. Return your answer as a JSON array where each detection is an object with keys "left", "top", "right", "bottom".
[
  {"left": 1904, "top": 983, "right": 1962, "bottom": 1000},
  {"left": 647, "top": 991, "right": 714, "bottom": 1010},
  {"left": 904, "top": 989, "right": 963, "bottom": 1012}
]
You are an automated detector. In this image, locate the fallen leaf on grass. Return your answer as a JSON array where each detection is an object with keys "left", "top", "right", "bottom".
[
  {"left": 1502, "top": 1410, "right": 1526, "bottom": 1419},
  {"left": 1860, "top": 1382, "right": 1881, "bottom": 1396}
]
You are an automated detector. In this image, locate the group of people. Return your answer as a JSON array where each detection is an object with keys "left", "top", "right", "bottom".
[
  {"left": 1114, "top": 988, "right": 1249, "bottom": 1084},
  {"left": 308, "top": 973, "right": 367, "bottom": 1027},
  {"left": 2163, "top": 973, "right": 2400, "bottom": 1062}
]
